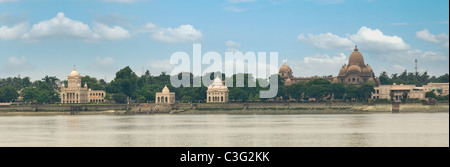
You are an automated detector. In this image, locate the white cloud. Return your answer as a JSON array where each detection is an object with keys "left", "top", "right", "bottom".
[
  {"left": 146, "top": 59, "right": 177, "bottom": 75},
  {"left": 416, "top": 29, "right": 449, "bottom": 48},
  {"left": 224, "top": 6, "right": 248, "bottom": 12},
  {"left": 222, "top": 59, "right": 278, "bottom": 79},
  {"left": 226, "top": 40, "right": 242, "bottom": 52},
  {"left": 393, "top": 64, "right": 406, "bottom": 71},
  {"left": 288, "top": 53, "right": 348, "bottom": 77},
  {"left": 88, "top": 57, "right": 117, "bottom": 69},
  {"left": 299, "top": 26, "right": 410, "bottom": 52},
  {"left": 0, "top": 57, "right": 35, "bottom": 75},
  {"left": 1, "top": 12, "right": 131, "bottom": 41},
  {"left": 21, "top": 12, "right": 100, "bottom": 41},
  {"left": 0, "top": 22, "right": 28, "bottom": 40},
  {"left": 92, "top": 22, "right": 131, "bottom": 40},
  {"left": 348, "top": 26, "right": 411, "bottom": 51},
  {"left": 150, "top": 24, "right": 203, "bottom": 43},
  {"left": 298, "top": 26, "right": 448, "bottom": 64},
  {"left": 416, "top": 29, "right": 440, "bottom": 43},
  {"left": 298, "top": 33, "right": 354, "bottom": 50},
  {"left": 85, "top": 57, "right": 118, "bottom": 81}
]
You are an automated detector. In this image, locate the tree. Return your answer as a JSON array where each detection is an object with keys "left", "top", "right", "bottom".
[
  {"left": 330, "top": 83, "right": 345, "bottom": 100},
  {"left": 21, "top": 87, "right": 39, "bottom": 103},
  {"left": 106, "top": 66, "right": 139, "bottom": 99},
  {"left": 113, "top": 93, "right": 128, "bottom": 104},
  {"left": 379, "top": 71, "right": 390, "bottom": 85},
  {"left": 82, "top": 76, "right": 105, "bottom": 90},
  {"left": 345, "top": 84, "right": 358, "bottom": 101},
  {"left": 305, "top": 85, "right": 329, "bottom": 102},
  {"left": 287, "top": 82, "right": 306, "bottom": 100},
  {"left": 425, "top": 91, "right": 437, "bottom": 99},
  {"left": 357, "top": 82, "right": 375, "bottom": 102},
  {"left": 229, "top": 88, "right": 248, "bottom": 101},
  {"left": 0, "top": 86, "right": 19, "bottom": 102}
]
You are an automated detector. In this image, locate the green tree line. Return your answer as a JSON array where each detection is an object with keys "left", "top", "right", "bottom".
[{"left": 1, "top": 67, "right": 448, "bottom": 104}]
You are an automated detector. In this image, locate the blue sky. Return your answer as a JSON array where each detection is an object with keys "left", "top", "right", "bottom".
[{"left": 0, "top": 0, "right": 448, "bottom": 81}]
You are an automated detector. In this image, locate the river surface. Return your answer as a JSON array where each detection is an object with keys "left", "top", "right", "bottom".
[{"left": 0, "top": 113, "right": 448, "bottom": 147}]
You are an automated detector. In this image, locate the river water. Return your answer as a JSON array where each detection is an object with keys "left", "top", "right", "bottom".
[{"left": 0, "top": 113, "right": 448, "bottom": 147}]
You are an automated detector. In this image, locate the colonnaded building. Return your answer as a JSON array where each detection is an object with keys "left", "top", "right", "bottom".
[
  {"left": 207, "top": 77, "right": 229, "bottom": 103},
  {"left": 279, "top": 46, "right": 380, "bottom": 86},
  {"left": 60, "top": 67, "right": 106, "bottom": 104},
  {"left": 155, "top": 85, "right": 175, "bottom": 104}
]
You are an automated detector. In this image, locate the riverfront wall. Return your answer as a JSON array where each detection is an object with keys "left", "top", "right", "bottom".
[{"left": 0, "top": 102, "right": 448, "bottom": 115}]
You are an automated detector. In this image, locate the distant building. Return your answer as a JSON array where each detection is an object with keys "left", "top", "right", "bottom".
[
  {"left": 423, "top": 83, "right": 449, "bottom": 96},
  {"left": 371, "top": 83, "right": 449, "bottom": 101},
  {"left": 278, "top": 63, "right": 333, "bottom": 86},
  {"left": 279, "top": 46, "right": 380, "bottom": 86},
  {"left": 60, "top": 67, "right": 106, "bottom": 104},
  {"left": 155, "top": 85, "right": 175, "bottom": 104},
  {"left": 336, "top": 46, "right": 380, "bottom": 86},
  {"left": 207, "top": 77, "right": 229, "bottom": 103}
]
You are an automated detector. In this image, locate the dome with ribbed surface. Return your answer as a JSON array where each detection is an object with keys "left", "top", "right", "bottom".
[
  {"left": 362, "top": 66, "right": 371, "bottom": 74},
  {"left": 339, "top": 65, "right": 347, "bottom": 76},
  {"left": 348, "top": 46, "right": 364, "bottom": 66},
  {"left": 279, "top": 63, "right": 292, "bottom": 73},
  {"left": 347, "top": 65, "right": 362, "bottom": 73}
]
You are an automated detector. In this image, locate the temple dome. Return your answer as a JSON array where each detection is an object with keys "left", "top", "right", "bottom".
[
  {"left": 332, "top": 77, "right": 339, "bottom": 83},
  {"left": 348, "top": 46, "right": 365, "bottom": 66},
  {"left": 362, "top": 66, "right": 371, "bottom": 74},
  {"left": 68, "top": 66, "right": 81, "bottom": 77},
  {"left": 285, "top": 78, "right": 292, "bottom": 85},
  {"left": 209, "top": 77, "right": 227, "bottom": 90},
  {"left": 162, "top": 85, "right": 170, "bottom": 93},
  {"left": 279, "top": 63, "right": 292, "bottom": 73},
  {"left": 339, "top": 65, "right": 347, "bottom": 76},
  {"left": 347, "top": 65, "right": 362, "bottom": 73}
]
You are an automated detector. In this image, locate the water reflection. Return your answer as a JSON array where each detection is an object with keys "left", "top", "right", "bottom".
[{"left": 0, "top": 113, "right": 448, "bottom": 147}]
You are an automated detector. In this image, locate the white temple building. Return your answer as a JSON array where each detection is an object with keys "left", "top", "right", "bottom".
[
  {"left": 207, "top": 77, "right": 229, "bottom": 103},
  {"left": 155, "top": 85, "right": 175, "bottom": 104},
  {"left": 60, "top": 67, "right": 106, "bottom": 104}
]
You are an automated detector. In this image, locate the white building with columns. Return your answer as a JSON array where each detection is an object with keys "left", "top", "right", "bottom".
[
  {"left": 207, "top": 77, "right": 229, "bottom": 103},
  {"left": 60, "top": 67, "right": 106, "bottom": 104},
  {"left": 155, "top": 85, "right": 175, "bottom": 104}
]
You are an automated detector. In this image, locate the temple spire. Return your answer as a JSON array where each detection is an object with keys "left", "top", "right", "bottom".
[
  {"left": 354, "top": 45, "right": 358, "bottom": 51},
  {"left": 73, "top": 65, "right": 76, "bottom": 71}
]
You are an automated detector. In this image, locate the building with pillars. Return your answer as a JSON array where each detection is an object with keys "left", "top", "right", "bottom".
[
  {"left": 207, "top": 77, "right": 229, "bottom": 103},
  {"left": 155, "top": 85, "right": 175, "bottom": 104},
  {"left": 60, "top": 67, "right": 106, "bottom": 104}
]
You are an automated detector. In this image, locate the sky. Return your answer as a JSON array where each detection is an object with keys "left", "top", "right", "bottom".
[{"left": 0, "top": 0, "right": 449, "bottom": 82}]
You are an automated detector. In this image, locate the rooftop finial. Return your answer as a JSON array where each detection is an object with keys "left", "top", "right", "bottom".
[
  {"left": 354, "top": 45, "right": 358, "bottom": 51},
  {"left": 73, "top": 65, "right": 76, "bottom": 71}
]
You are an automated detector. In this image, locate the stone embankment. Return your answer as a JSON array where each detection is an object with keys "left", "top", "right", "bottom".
[{"left": 0, "top": 102, "right": 448, "bottom": 115}]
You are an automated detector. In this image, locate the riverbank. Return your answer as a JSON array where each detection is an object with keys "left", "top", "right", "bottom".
[{"left": 0, "top": 102, "right": 448, "bottom": 115}]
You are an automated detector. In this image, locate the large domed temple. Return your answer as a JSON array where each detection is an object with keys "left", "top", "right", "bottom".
[
  {"left": 279, "top": 46, "right": 380, "bottom": 86},
  {"left": 336, "top": 46, "right": 380, "bottom": 86}
]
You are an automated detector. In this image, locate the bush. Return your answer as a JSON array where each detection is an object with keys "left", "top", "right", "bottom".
[
  {"left": 113, "top": 93, "right": 128, "bottom": 104},
  {"left": 436, "top": 95, "right": 449, "bottom": 101},
  {"left": 425, "top": 91, "right": 437, "bottom": 99}
]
